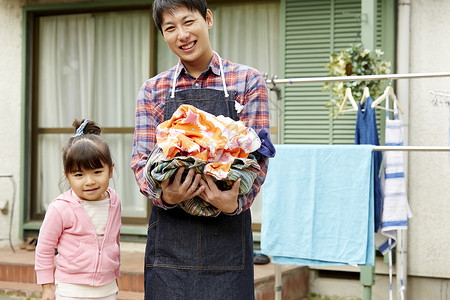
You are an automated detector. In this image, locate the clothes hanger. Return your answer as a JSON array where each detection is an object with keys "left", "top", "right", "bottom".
[
  {"left": 371, "top": 86, "right": 404, "bottom": 114},
  {"left": 360, "top": 87, "right": 371, "bottom": 106},
  {"left": 338, "top": 87, "right": 358, "bottom": 114}
]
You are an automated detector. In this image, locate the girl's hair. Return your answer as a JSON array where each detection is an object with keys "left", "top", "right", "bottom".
[
  {"left": 62, "top": 119, "right": 113, "bottom": 174},
  {"left": 153, "top": 0, "right": 208, "bottom": 33}
]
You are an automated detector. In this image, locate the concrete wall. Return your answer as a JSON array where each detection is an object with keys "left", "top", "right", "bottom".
[
  {"left": 408, "top": 0, "right": 450, "bottom": 279},
  {"left": 310, "top": 270, "right": 450, "bottom": 300},
  {"left": 0, "top": 0, "right": 25, "bottom": 247}
]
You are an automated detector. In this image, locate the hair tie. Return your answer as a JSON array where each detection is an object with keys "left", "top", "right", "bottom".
[{"left": 73, "top": 119, "right": 89, "bottom": 137}]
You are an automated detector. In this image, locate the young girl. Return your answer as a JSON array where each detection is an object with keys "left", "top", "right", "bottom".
[{"left": 35, "top": 119, "right": 121, "bottom": 300}]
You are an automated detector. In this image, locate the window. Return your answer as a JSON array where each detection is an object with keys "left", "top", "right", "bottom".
[{"left": 24, "top": 4, "right": 153, "bottom": 224}]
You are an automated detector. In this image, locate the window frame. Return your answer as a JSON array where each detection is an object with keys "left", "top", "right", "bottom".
[{"left": 21, "top": 1, "right": 155, "bottom": 233}]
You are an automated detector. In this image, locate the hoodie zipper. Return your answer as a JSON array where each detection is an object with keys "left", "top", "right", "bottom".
[
  {"left": 76, "top": 190, "right": 115, "bottom": 286},
  {"left": 92, "top": 193, "right": 115, "bottom": 285}
]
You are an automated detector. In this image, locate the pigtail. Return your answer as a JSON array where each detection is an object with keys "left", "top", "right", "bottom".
[{"left": 72, "top": 119, "right": 101, "bottom": 136}]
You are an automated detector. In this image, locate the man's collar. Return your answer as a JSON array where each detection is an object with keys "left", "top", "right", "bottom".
[
  {"left": 209, "top": 52, "right": 221, "bottom": 76},
  {"left": 176, "top": 52, "right": 221, "bottom": 78}
]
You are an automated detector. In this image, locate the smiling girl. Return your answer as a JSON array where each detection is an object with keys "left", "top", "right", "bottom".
[{"left": 35, "top": 119, "right": 122, "bottom": 300}]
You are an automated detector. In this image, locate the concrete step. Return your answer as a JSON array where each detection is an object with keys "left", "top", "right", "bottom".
[
  {"left": 0, "top": 246, "right": 309, "bottom": 299},
  {"left": 0, "top": 261, "right": 144, "bottom": 294}
]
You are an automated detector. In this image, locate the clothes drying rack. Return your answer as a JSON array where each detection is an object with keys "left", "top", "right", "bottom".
[{"left": 264, "top": 71, "right": 450, "bottom": 300}]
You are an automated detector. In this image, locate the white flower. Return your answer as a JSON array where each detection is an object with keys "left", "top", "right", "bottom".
[{"left": 375, "top": 49, "right": 384, "bottom": 57}]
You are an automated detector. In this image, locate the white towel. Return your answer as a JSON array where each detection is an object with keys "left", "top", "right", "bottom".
[{"left": 376, "top": 118, "right": 412, "bottom": 254}]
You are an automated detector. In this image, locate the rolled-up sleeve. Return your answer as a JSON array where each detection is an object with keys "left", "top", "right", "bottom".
[{"left": 131, "top": 81, "right": 172, "bottom": 209}]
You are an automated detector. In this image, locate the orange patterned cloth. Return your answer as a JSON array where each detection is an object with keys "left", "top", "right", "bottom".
[{"left": 156, "top": 104, "right": 261, "bottom": 180}]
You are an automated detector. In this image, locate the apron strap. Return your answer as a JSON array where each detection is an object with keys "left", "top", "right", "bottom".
[
  {"left": 170, "top": 62, "right": 180, "bottom": 99},
  {"left": 215, "top": 51, "right": 230, "bottom": 98},
  {"left": 170, "top": 52, "right": 229, "bottom": 98}
]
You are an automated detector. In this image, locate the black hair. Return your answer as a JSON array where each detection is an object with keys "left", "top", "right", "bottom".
[
  {"left": 152, "top": 0, "right": 208, "bottom": 33},
  {"left": 62, "top": 119, "right": 113, "bottom": 174}
]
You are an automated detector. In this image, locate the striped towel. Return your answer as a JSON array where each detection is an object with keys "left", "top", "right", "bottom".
[{"left": 376, "top": 117, "right": 413, "bottom": 254}]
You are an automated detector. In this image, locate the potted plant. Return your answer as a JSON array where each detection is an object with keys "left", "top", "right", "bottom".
[{"left": 323, "top": 43, "right": 391, "bottom": 119}]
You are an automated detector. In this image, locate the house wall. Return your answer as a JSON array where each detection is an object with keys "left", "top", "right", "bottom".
[
  {"left": 408, "top": 0, "right": 450, "bottom": 279},
  {"left": 0, "top": 0, "right": 26, "bottom": 247}
]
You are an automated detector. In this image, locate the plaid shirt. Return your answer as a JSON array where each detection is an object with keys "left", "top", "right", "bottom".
[{"left": 131, "top": 53, "right": 270, "bottom": 215}]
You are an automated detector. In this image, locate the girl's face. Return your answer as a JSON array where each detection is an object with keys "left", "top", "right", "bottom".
[{"left": 66, "top": 163, "right": 113, "bottom": 201}]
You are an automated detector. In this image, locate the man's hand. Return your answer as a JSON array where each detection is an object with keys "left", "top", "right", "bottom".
[
  {"left": 199, "top": 176, "right": 240, "bottom": 214},
  {"left": 161, "top": 167, "right": 205, "bottom": 205}
]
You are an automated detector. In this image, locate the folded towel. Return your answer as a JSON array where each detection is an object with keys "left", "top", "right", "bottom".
[{"left": 261, "top": 144, "right": 375, "bottom": 266}]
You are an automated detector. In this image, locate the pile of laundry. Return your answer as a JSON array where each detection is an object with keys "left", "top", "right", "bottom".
[{"left": 145, "top": 104, "right": 262, "bottom": 217}]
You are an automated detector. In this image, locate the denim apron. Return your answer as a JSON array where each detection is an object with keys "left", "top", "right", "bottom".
[{"left": 144, "top": 55, "right": 254, "bottom": 300}]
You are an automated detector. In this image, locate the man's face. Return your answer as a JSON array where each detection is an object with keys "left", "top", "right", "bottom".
[{"left": 161, "top": 6, "right": 213, "bottom": 73}]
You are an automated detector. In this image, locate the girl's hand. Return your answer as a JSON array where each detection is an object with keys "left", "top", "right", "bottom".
[
  {"left": 161, "top": 167, "right": 205, "bottom": 205},
  {"left": 199, "top": 176, "right": 240, "bottom": 214},
  {"left": 41, "top": 283, "right": 54, "bottom": 300}
]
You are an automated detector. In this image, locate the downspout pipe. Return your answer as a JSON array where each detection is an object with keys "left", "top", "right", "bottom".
[{"left": 396, "top": 0, "right": 410, "bottom": 299}]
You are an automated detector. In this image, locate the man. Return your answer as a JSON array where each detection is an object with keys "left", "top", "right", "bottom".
[{"left": 131, "top": 0, "right": 270, "bottom": 298}]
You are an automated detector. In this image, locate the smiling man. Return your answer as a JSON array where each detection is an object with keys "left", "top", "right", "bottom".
[{"left": 131, "top": 0, "right": 271, "bottom": 299}]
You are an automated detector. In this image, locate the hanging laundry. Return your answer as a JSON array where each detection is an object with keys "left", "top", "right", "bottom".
[
  {"left": 376, "top": 115, "right": 413, "bottom": 254},
  {"left": 261, "top": 144, "right": 375, "bottom": 266},
  {"left": 144, "top": 104, "right": 262, "bottom": 217},
  {"left": 355, "top": 96, "right": 383, "bottom": 232},
  {"left": 375, "top": 97, "right": 412, "bottom": 300}
]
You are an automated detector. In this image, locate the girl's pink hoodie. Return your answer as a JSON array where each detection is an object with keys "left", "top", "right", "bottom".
[{"left": 35, "top": 187, "right": 121, "bottom": 286}]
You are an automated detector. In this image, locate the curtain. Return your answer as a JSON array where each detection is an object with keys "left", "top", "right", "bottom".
[{"left": 37, "top": 11, "right": 150, "bottom": 218}]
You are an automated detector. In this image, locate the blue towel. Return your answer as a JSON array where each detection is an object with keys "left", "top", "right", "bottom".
[{"left": 261, "top": 144, "right": 375, "bottom": 266}]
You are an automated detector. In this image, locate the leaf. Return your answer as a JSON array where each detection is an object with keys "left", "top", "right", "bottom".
[{"left": 322, "top": 43, "right": 391, "bottom": 119}]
